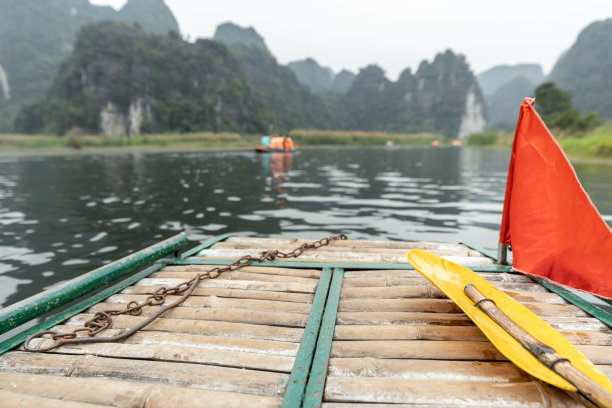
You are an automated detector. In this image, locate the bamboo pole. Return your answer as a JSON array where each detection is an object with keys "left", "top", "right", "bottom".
[{"left": 465, "top": 284, "right": 612, "bottom": 408}]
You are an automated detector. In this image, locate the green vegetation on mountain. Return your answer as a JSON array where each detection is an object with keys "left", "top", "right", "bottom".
[
  {"left": 214, "top": 26, "right": 335, "bottom": 132},
  {"left": 339, "top": 51, "right": 485, "bottom": 138},
  {"left": 287, "top": 58, "right": 335, "bottom": 93},
  {"left": 0, "top": 0, "right": 179, "bottom": 131},
  {"left": 549, "top": 19, "right": 612, "bottom": 119},
  {"left": 14, "top": 22, "right": 267, "bottom": 135},
  {"left": 213, "top": 22, "right": 268, "bottom": 51},
  {"left": 535, "top": 82, "right": 601, "bottom": 132},
  {"left": 331, "top": 70, "right": 356, "bottom": 94}
]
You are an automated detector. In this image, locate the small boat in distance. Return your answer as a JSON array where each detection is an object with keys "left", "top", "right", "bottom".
[{"left": 255, "top": 135, "right": 296, "bottom": 153}]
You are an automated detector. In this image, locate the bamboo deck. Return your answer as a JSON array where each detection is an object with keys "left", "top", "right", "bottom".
[{"left": 1, "top": 237, "right": 611, "bottom": 407}]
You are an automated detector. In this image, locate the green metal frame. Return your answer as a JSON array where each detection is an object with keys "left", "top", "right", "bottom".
[
  {"left": 303, "top": 268, "right": 344, "bottom": 408},
  {"left": 180, "top": 234, "right": 232, "bottom": 259},
  {"left": 535, "top": 278, "right": 612, "bottom": 328},
  {"left": 0, "top": 233, "right": 188, "bottom": 336},
  {"left": 0, "top": 260, "right": 167, "bottom": 355},
  {"left": 460, "top": 241, "right": 498, "bottom": 261},
  {"left": 282, "top": 268, "right": 332, "bottom": 408}
]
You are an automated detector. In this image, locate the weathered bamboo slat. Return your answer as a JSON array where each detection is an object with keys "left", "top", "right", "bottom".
[
  {"left": 339, "top": 298, "right": 459, "bottom": 313},
  {"left": 341, "top": 276, "right": 546, "bottom": 292},
  {"left": 65, "top": 314, "right": 305, "bottom": 341},
  {"left": 323, "top": 377, "right": 581, "bottom": 406},
  {"left": 134, "top": 278, "right": 317, "bottom": 293},
  {"left": 337, "top": 297, "right": 588, "bottom": 317},
  {"left": 0, "top": 390, "right": 108, "bottom": 408},
  {"left": 331, "top": 339, "right": 505, "bottom": 361},
  {"left": 328, "top": 357, "right": 532, "bottom": 382},
  {"left": 105, "top": 293, "right": 312, "bottom": 313},
  {"left": 163, "top": 264, "right": 322, "bottom": 278},
  {"left": 0, "top": 371, "right": 284, "bottom": 407},
  {"left": 334, "top": 324, "right": 486, "bottom": 341},
  {"left": 330, "top": 340, "right": 612, "bottom": 365},
  {"left": 151, "top": 270, "right": 318, "bottom": 284},
  {"left": 198, "top": 249, "right": 494, "bottom": 266},
  {"left": 21, "top": 338, "right": 297, "bottom": 372},
  {"left": 87, "top": 303, "right": 310, "bottom": 327},
  {"left": 333, "top": 324, "right": 612, "bottom": 346},
  {"left": 214, "top": 241, "right": 476, "bottom": 257},
  {"left": 33, "top": 330, "right": 299, "bottom": 356},
  {"left": 343, "top": 269, "right": 533, "bottom": 282},
  {"left": 122, "top": 285, "right": 314, "bottom": 303},
  {"left": 329, "top": 358, "right": 612, "bottom": 380},
  {"left": 0, "top": 354, "right": 289, "bottom": 396},
  {"left": 223, "top": 237, "right": 471, "bottom": 251},
  {"left": 335, "top": 311, "right": 608, "bottom": 331},
  {"left": 336, "top": 311, "right": 471, "bottom": 325},
  {"left": 339, "top": 285, "right": 567, "bottom": 304}
]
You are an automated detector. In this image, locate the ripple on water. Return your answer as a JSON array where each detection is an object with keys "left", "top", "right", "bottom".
[
  {"left": 0, "top": 275, "right": 33, "bottom": 305},
  {"left": 97, "top": 246, "right": 118, "bottom": 254},
  {"left": 202, "top": 224, "right": 226, "bottom": 231},
  {"left": 90, "top": 232, "right": 107, "bottom": 242},
  {"left": 62, "top": 259, "right": 89, "bottom": 266}
]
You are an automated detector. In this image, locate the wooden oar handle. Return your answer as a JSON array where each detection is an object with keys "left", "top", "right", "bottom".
[{"left": 464, "top": 284, "right": 612, "bottom": 408}]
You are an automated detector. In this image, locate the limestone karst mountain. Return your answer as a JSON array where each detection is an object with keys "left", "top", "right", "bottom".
[
  {"left": 0, "top": 0, "right": 179, "bottom": 131},
  {"left": 549, "top": 19, "right": 612, "bottom": 118}
]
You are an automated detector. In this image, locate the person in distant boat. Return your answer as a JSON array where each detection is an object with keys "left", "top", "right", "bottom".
[{"left": 283, "top": 134, "right": 294, "bottom": 151}]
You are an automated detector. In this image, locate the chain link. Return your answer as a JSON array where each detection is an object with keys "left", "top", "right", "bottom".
[{"left": 24, "top": 233, "right": 347, "bottom": 352}]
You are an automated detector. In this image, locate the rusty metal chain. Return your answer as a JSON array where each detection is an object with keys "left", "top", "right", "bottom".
[{"left": 24, "top": 233, "right": 348, "bottom": 352}]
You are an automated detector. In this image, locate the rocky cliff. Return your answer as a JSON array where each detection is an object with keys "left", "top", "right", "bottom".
[
  {"left": 341, "top": 50, "right": 486, "bottom": 138},
  {"left": 0, "top": 0, "right": 179, "bottom": 131},
  {"left": 549, "top": 19, "right": 612, "bottom": 118},
  {"left": 215, "top": 23, "right": 333, "bottom": 131},
  {"left": 214, "top": 22, "right": 268, "bottom": 51},
  {"left": 14, "top": 22, "right": 267, "bottom": 135},
  {"left": 287, "top": 58, "right": 334, "bottom": 93}
]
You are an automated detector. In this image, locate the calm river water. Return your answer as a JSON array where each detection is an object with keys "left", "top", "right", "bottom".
[{"left": 1, "top": 146, "right": 611, "bottom": 307}]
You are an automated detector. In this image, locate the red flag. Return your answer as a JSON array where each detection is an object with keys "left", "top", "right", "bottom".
[{"left": 500, "top": 98, "right": 612, "bottom": 299}]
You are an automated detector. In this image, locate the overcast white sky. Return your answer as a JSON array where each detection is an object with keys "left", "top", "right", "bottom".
[{"left": 92, "top": 0, "right": 612, "bottom": 79}]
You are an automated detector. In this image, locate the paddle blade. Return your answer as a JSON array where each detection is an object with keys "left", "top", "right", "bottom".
[{"left": 407, "top": 249, "right": 612, "bottom": 393}]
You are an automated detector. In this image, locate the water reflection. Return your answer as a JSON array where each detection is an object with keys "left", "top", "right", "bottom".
[{"left": 0, "top": 146, "right": 611, "bottom": 306}]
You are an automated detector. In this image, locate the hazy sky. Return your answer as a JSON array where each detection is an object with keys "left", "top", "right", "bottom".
[{"left": 92, "top": 0, "right": 612, "bottom": 79}]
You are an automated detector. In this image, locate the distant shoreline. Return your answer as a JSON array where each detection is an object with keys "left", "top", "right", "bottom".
[
  {"left": 0, "top": 130, "right": 443, "bottom": 158},
  {"left": 0, "top": 145, "right": 250, "bottom": 158}
]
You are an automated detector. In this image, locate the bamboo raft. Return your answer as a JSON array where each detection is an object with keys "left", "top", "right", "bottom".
[{"left": 0, "top": 234, "right": 611, "bottom": 407}]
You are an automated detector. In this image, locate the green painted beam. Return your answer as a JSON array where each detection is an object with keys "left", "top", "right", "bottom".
[
  {"left": 460, "top": 241, "right": 498, "bottom": 261},
  {"left": 303, "top": 268, "right": 344, "bottom": 408},
  {"left": 0, "top": 233, "right": 188, "bottom": 336},
  {"left": 169, "top": 258, "right": 514, "bottom": 273},
  {"left": 180, "top": 234, "right": 232, "bottom": 259},
  {"left": 0, "top": 261, "right": 167, "bottom": 355},
  {"left": 534, "top": 278, "right": 612, "bottom": 328},
  {"left": 282, "top": 268, "right": 332, "bottom": 408}
]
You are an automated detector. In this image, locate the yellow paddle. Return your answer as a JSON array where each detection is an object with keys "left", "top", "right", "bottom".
[{"left": 406, "top": 249, "right": 612, "bottom": 407}]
